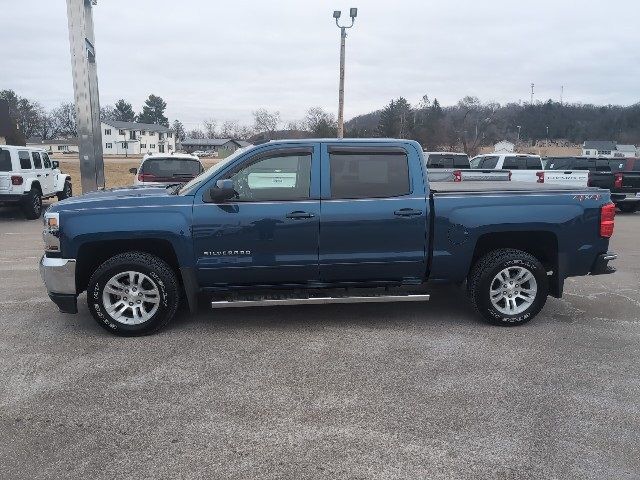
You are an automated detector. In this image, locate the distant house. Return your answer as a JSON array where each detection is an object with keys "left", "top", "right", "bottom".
[
  {"left": 26, "top": 137, "right": 79, "bottom": 154},
  {"left": 102, "top": 120, "right": 175, "bottom": 155},
  {"left": 181, "top": 138, "right": 246, "bottom": 155},
  {"left": 494, "top": 140, "right": 515, "bottom": 153},
  {"left": 582, "top": 141, "right": 617, "bottom": 157},
  {"left": 615, "top": 144, "right": 637, "bottom": 158}
]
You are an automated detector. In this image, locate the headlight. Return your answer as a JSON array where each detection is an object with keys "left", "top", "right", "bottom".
[{"left": 43, "top": 212, "right": 60, "bottom": 253}]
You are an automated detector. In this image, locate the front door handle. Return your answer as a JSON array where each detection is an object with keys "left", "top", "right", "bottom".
[
  {"left": 394, "top": 208, "right": 422, "bottom": 217},
  {"left": 286, "top": 211, "right": 315, "bottom": 219}
]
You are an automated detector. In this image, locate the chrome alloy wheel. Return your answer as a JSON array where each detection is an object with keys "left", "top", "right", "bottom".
[
  {"left": 102, "top": 271, "right": 160, "bottom": 325},
  {"left": 489, "top": 266, "right": 538, "bottom": 315}
]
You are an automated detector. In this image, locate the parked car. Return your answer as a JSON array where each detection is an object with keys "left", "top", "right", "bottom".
[
  {"left": 425, "top": 152, "right": 511, "bottom": 182},
  {"left": 40, "top": 139, "right": 617, "bottom": 336},
  {"left": 471, "top": 153, "right": 589, "bottom": 186},
  {"left": 130, "top": 153, "right": 204, "bottom": 187},
  {"left": 0, "top": 145, "right": 72, "bottom": 219},
  {"left": 544, "top": 156, "right": 640, "bottom": 213}
]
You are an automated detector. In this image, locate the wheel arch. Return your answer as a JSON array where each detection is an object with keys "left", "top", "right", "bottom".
[{"left": 470, "top": 230, "right": 561, "bottom": 297}]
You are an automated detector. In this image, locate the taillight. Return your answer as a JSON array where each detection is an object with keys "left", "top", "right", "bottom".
[
  {"left": 600, "top": 202, "right": 615, "bottom": 238},
  {"left": 138, "top": 173, "right": 155, "bottom": 182},
  {"left": 614, "top": 173, "right": 623, "bottom": 189},
  {"left": 11, "top": 175, "right": 23, "bottom": 185},
  {"left": 536, "top": 171, "right": 545, "bottom": 183},
  {"left": 452, "top": 170, "right": 462, "bottom": 182},
  {"left": 508, "top": 171, "right": 512, "bottom": 181}
]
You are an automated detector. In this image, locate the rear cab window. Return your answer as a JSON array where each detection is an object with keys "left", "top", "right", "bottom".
[
  {"left": 471, "top": 156, "right": 499, "bottom": 169},
  {"left": 329, "top": 150, "right": 410, "bottom": 199},
  {"left": 427, "top": 154, "right": 470, "bottom": 169},
  {"left": 140, "top": 157, "right": 204, "bottom": 181},
  {"left": 503, "top": 156, "right": 542, "bottom": 170},
  {"left": 18, "top": 151, "right": 32, "bottom": 170}
]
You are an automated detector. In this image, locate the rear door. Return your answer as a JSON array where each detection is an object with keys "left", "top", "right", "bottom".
[
  {"left": 319, "top": 143, "right": 428, "bottom": 283},
  {"left": 31, "top": 151, "right": 55, "bottom": 195}
]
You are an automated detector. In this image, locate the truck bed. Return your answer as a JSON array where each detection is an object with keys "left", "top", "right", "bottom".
[{"left": 430, "top": 181, "right": 597, "bottom": 194}]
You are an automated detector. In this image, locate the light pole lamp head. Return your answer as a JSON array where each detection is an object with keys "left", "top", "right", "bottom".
[
  {"left": 333, "top": 10, "right": 341, "bottom": 19},
  {"left": 350, "top": 7, "right": 358, "bottom": 18}
]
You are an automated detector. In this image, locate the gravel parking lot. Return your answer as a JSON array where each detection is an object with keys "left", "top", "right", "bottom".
[{"left": 1, "top": 205, "right": 639, "bottom": 479}]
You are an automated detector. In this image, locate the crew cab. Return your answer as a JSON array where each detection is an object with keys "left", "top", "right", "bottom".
[
  {"left": 0, "top": 145, "right": 72, "bottom": 219},
  {"left": 424, "top": 152, "right": 511, "bottom": 182},
  {"left": 40, "top": 139, "right": 617, "bottom": 336},
  {"left": 471, "top": 153, "right": 589, "bottom": 186},
  {"left": 130, "top": 153, "right": 204, "bottom": 187},
  {"left": 545, "top": 157, "right": 640, "bottom": 213}
]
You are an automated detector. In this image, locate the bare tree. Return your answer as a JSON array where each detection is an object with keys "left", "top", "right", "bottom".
[
  {"left": 202, "top": 118, "right": 217, "bottom": 138},
  {"left": 252, "top": 109, "right": 280, "bottom": 138},
  {"left": 51, "top": 102, "right": 78, "bottom": 137},
  {"left": 186, "top": 128, "right": 205, "bottom": 139},
  {"left": 220, "top": 120, "right": 254, "bottom": 140},
  {"left": 304, "top": 107, "right": 337, "bottom": 137}
]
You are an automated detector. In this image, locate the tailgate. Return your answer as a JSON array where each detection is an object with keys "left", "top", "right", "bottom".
[
  {"left": 461, "top": 169, "right": 511, "bottom": 181},
  {"left": 621, "top": 172, "right": 640, "bottom": 190},
  {"left": 544, "top": 170, "right": 589, "bottom": 187}
]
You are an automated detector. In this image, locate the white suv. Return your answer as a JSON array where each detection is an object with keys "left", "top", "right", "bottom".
[
  {"left": 130, "top": 153, "right": 204, "bottom": 187},
  {"left": 0, "top": 145, "right": 72, "bottom": 219}
]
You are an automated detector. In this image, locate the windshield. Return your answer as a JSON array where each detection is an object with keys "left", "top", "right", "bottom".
[
  {"left": 178, "top": 147, "right": 249, "bottom": 195},
  {"left": 140, "top": 158, "right": 203, "bottom": 181}
]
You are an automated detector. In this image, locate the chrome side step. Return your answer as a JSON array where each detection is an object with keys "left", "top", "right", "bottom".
[{"left": 211, "top": 294, "right": 430, "bottom": 309}]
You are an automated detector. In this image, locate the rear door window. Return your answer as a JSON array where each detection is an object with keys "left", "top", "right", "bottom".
[
  {"left": 32, "top": 152, "right": 43, "bottom": 169},
  {"left": 18, "top": 151, "right": 32, "bottom": 169},
  {"left": 330, "top": 152, "right": 410, "bottom": 199}
]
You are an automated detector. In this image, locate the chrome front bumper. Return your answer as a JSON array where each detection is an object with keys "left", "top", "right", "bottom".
[{"left": 39, "top": 256, "right": 77, "bottom": 294}]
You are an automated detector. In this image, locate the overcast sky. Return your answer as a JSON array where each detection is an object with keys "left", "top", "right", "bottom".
[{"left": 1, "top": 0, "right": 639, "bottom": 128}]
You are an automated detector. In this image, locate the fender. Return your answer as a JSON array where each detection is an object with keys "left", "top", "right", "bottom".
[
  {"left": 22, "top": 178, "right": 41, "bottom": 193},
  {"left": 54, "top": 173, "right": 71, "bottom": 192}
]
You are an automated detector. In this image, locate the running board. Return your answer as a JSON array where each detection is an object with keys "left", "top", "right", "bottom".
[{"left": 211, "top": 294, "right": 430, "bottom": 309}]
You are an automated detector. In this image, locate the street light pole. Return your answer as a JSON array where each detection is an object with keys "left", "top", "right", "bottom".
[
  {"left": 517, "top": 125, "right": 521, "bottom": 142},
  {"left": 334, "top": 8, "right": 357, "bottom": 138}
]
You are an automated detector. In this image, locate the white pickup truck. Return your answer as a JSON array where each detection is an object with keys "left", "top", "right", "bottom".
[
  {"left": 0, "top": 145, "right": 72, "bottom": 219},
  {"left": 425, "top": 152, "right": 511, "bottom": 182},
  {"left": 470, "top": 153, "right": 589, "bottom": 186}
]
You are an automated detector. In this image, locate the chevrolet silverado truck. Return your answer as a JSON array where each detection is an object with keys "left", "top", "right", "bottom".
[{"left": 40, "top": 139, "right": 617, "bottom": 336}]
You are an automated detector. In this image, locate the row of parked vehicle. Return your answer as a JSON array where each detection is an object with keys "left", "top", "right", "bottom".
[{"left": 425, "top": 151, "right": 640, "bottom": 212}]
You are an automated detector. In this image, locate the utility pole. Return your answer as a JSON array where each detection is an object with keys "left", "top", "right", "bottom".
[
  {"left": 333, "top": 8, "right": 358, "bottom": 138},
  {"left": 530, "top": 83, "right": 535, "bottom": 104},
  {"left": 516, "top": 125, "right": 521, "bottom": 142},
  {"left": 560, "top": 85, "right": 564, "bottom": 105},
  {"left": 66, "top": 0, "right": 104, "bottom": 192}
]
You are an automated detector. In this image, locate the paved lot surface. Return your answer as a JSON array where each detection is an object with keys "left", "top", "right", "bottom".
[{"left": 1, "top": 204, "right": 639, "bottom": 479}]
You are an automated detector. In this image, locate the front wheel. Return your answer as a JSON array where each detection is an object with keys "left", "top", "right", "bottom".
[
  {"left": 87, "top": 252, "right": 180, "bottom": 336},
  {"left": 57, "top": 180, "right": 72, "bottom": 201},
  {"left": 467, "top": 248, "right": 548, "bottom": 326}
]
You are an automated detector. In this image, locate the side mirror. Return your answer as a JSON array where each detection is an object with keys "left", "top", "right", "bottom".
[
  {"left": 52, "top": 160, "right": 59, "bottom": 169},
  {"left": 204, "top": 179, "right": 236, "bottom": 203},
  {"left": 129, "top": 167, "right": 137, "bottom": 174}
]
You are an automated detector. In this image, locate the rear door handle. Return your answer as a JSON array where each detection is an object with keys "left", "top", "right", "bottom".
[
  {"left": 286, "top": 211, "right": 315, "bottom": 219},
  {"left": 394, "top": 208, "right": 422, "bottom": 217}
]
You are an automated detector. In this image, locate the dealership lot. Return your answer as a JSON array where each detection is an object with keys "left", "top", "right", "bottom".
[{"left": 0, "top": 205, "right": 639, "bottom": 479}]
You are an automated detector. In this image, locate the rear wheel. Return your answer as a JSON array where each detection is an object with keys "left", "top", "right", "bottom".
[
  {"left": 467, "top": 248, "right": 548, "bottom": 326},
  {"left": 22, "top": 187, "right": 42, "bottom": 219},
  {"left": 87, "top": 252, "right": 180, "bottom": 336},
  {"left": 57, "top": 180, "right": 72, "bottom": 201},
  {"left": 618, "top": 203, "right": 637, "bottom": 213}
]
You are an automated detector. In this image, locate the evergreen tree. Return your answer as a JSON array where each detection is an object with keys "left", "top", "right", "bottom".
[
  {"left": 113, "top": 99, "right": 135, "bottom": 122},
  {"left": 137, "top": 94, "right": 168, "bottom": 126}
]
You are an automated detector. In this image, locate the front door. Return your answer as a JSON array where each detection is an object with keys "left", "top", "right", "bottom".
[
  {"left": 319, "top": 144, "right": 428, "bottom": 283},
  {"left": 192, "top": 144, "right": 321, "bottom": 286}
]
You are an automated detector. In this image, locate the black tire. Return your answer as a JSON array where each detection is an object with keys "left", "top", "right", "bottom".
[
  {"left": 57, "top": 180, "right": 72, "bottom": 201},
  {"left": 617, "top": 203, "right": 637, "bottom": 214},
  {"left": 87, "top": 251, "right": 180, "bottom": 336},
  {"left": 467, "top": 248, "right": 548, "bottom": 326},
  {"left": 22, "top": 187, "right": 43, "bottom": 219}
]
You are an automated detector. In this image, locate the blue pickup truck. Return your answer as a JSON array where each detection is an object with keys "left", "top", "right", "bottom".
[{"left": 40, "top": 139, "right": 617, "bottom": 336}]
